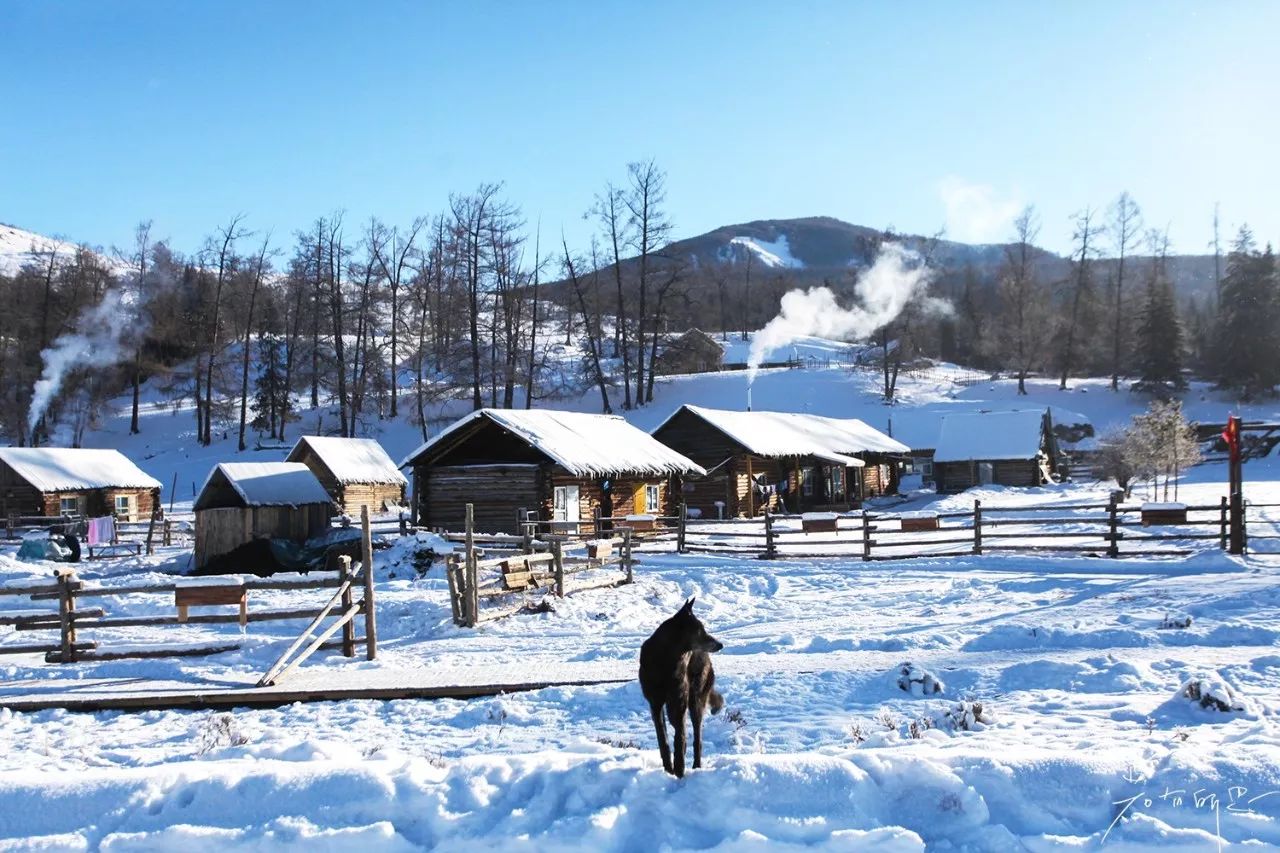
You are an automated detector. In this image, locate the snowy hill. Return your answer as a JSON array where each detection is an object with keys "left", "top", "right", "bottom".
[{"left": 0, "top": 222, "right": 124, "bottom": 277}]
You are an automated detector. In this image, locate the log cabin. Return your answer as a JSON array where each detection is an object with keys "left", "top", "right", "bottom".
[
  {"left": 932, "top": 409, "right": 1061, "bottom": 493},
  {"left": 193, "top": 462, "right": 334, "bottom": 569},
  {"left": 653, "top": 328, "right": 725, "bottom": 376},
  {"left": 399, "top": 408, "right": 705, "bottom": 534},
  {"left": 0, "top": 447, "right": 162, "bottom": 522},
  {"left": 285, "top": 435, "right": 408, "bottom": 516},
  {"left": 650, "top": 405, "right": 909, "bottom": 518}
]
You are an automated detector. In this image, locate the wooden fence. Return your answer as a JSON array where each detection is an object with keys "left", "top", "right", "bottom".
[
  {"left": 445, "top": 503, "right": 634, "bottom": 627},
  {"left": 1, "top": 509, "right": 379, "bottom": 679},
  {"left": 675, "top": 497, "right": 1238, "bottom": 560}
]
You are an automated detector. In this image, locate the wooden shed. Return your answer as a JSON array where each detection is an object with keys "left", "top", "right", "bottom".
[
  {"left": 654, "top": 328, "right": 725, "bottom": 376},
  {"left": 651, "top": 405, "right": 908, "bottom": 518},
  {"left": 400, "top": 408, "right": 705, "bottom": 534},
  {"left": 932, "top": 409, "right": 1060, "bottom": 493},
  {"left": 193, "top": 462, "right": 334, "bottom": 569},
  {"left": 0, "top": 447, "right": 162, "bottom": 522},
  {"left": 285, "top": 435, "right": 408, "bottom": 516}
]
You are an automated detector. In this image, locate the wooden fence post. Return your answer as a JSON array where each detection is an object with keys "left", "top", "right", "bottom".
[
  {"left": 6, "top": 512, "right": 14, "bottom": 540},
  {"left": 1219, "top": 495, "right": 1229, "bottom": 550},
  {"left": 1107, "top": 495, "right": 1120, "bottom": 558},
  {"left": 338, "top": 556, "right": 355, "bottom": 657},
  {"left": 163, "top": 519, "right": 172, "bottom": 547},
  {"left": 445, "top": 554, "right": 462, "bottom": 625},
  {"left": 972, "top": 499, "right": 982, "bottom": 555},
  {"left": 361, "top": 506, "right": 377, "bottom": 661},
  {"left": 144, "top": 509, "right": 157, "bottom": 556},
  {"left": 622, "top": 528, "right": 634, "bottom": 584},
  {"left": 677, "top": 502, "right": 687, "bottom": 553},
  {"left": 553, "top": 539, "right": 565, "bottom": 596},
  {"left": 861, "top": 510, "right": 871, "bottom": 561},
  {"left": 56, "top": 569, "right": 77, "bottom": 663},
  {"left": 1242, "top": 499, "right": 1249, "bottom": 554},
  {"left": 399, "top": 512, "right": 408, "bottom": 537},
  {"left": 764, "top": 508, "right": 776, "bottom": 559},
  {"left": 465, "top": 503, "right": 478, "bottom": 627}
]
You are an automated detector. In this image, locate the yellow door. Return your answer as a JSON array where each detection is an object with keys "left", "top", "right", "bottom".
[{"left": 633, "top": 483, "right": 646, "bottom": 514}]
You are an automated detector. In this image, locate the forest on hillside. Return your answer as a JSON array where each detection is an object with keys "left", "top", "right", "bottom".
[{"left": 1, "top": 160, "right": 1277, "bottom": 450}]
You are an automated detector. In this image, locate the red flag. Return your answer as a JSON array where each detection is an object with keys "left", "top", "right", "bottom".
[{"left": 1222, "top": 416, "right": 1239, "bottom": 448}]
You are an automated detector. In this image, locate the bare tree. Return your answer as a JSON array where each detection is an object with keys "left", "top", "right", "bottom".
[
  {"left": 624, "top": 159, "right": 673, "bottom": 406},
  {"left": 998, "top": 207, "right": 1049, "bottom": 395},
  {"left": 372, "top": 217, "right": 426, "bottom": 419},
  {"left": 1057, "top": 207, "right": 1102, "bottom": 390},
  {"left": 592, "top": 184, "right": 633, "bottom": 409},
  {"left": 1107, "top": 192, "right": 1143, "bottom": 391},
  {"left": 563, "top": 234, "right": 612, "bottom": 413},
  {"left": 200, "top": 214, "right": 247, "bottom": 445},
  {"left": 237, "top": 233, "right": 271, "bottom": 451}
]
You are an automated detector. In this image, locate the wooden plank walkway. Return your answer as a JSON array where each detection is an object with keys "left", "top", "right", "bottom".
[{"left": 0, "top": 660, "right": 635, "bottom": 713}]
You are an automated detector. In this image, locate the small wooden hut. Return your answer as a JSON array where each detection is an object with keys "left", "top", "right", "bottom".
[
  {"left": 654, "top": 328, "right": 725, "bottom": 376},
  {"left": 400, "top": 408, "right": 705, "bottom": 534},
  {"left": 651, "top": 405, "right": 908, "bottom": 518},
  {"left": 193, "top": 462, "right": 334, "bottom": 569},
  {"left": 932, "top": 409, "right": 1060, "bottom": 493},
  {"left": 0, "top": 447, "right": 161, "bottom": 522},
  {"left": 285, "top": 435, "right": 408, "bottom": 516}
]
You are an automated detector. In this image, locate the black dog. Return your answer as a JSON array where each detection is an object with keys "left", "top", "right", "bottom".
[{"left": 639, "top": 597, "right": 724, "bottom": 777}]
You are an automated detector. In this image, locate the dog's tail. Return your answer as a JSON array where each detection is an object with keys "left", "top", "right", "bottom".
[{"left": 709, "top": 690, "right": 724, "bottom": 715}]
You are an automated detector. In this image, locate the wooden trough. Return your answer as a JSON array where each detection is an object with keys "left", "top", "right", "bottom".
[
  {"left": 1141, "top": 503, "right": 1188, "bottom": 526},
  {"left": 900, "top": 513, "right": 940, "bottom": 533},
  {"left": 801, "top": 513, "right": 839, "bottom": 533}
]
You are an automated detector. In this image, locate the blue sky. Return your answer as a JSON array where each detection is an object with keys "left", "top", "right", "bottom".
[{"left": 2, "top": 1, "right": 1276, "bottom": 259}]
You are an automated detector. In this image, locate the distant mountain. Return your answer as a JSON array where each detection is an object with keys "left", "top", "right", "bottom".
[
  {"left": 0, "top": 222, "right": 126, "bottom": 278},
  {"left": 662, "top": 216, "right": 1219, "bottom": 303}
]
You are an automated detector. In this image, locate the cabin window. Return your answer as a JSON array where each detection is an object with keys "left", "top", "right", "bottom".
[
  {"left": 802, "top": 468, "right": 815, "bottom": 497},
  {"left": 645, "top": 484, "right": 661, "bottom": 514},
  {"left": 59, "top": 496, "right": 80, "bottom": 516},
  {"left": 114, "top": 495, "right": 132, "bottom": 519}
]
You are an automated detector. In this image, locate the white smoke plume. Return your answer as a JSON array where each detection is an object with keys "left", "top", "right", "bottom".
[
  {"left": 27, "top": 289, "right": 137, "bottom": 435},
  {"left": 746, "top": 243, "right": 950, "bottom": 384}
]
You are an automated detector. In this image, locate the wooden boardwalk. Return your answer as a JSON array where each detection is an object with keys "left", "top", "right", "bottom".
[{"left": 0, "top": 660, "right": 634, "bottom": 713}]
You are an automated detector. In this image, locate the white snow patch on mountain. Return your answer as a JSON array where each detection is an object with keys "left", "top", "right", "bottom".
[
  {"left": 727, "top": 234, "right": 805, "bottom": 269},
  {"left": 0, "top": 222, "right": 124, "bottom": 277}
]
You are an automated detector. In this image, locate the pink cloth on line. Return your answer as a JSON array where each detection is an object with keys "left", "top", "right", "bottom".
[{"left": 86, "top": 516, "right": 115, "bottom": 546}]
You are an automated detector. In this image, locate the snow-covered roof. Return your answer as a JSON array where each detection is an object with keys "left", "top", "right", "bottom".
[
  {"left": 195, "top": 462, "right": 333, "bottom": 510},
  {"left": 0, "top": 447, "right": 162, "bottom": 492},
  {"left": 658, "top": 405, "right": 909, "bottom": 466},
  {"left": 400, "top": 409, "right": 706, "bottom": 478},
  {"left": 287, "top": 436, "right": 407, "bottom": 486},
  {"left": 933, "top": 410, "right": 1048, "bottom": 463}
]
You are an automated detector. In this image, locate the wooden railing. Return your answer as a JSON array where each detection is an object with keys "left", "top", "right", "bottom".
[
  {"left": 675, "top": 497, "right": 1237, "bottom": 561},
  {"left": 445, "top": 503, "right": 634, "bottom": 627}
]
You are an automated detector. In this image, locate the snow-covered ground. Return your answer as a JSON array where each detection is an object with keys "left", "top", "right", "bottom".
[
  {"left": 4, "top": 345, "right": 1279, "bottom": 848},
  {"left": 2, "top": 460, "right": 1279, "bottom": 848}
]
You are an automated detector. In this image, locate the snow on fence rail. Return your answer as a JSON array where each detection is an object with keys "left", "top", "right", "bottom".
[
  {"left": 445, "top": 504, "right": 634, "bottom": 627},
  {"left": 673, "top": 497, "right": 1238, "bottom": 561}
]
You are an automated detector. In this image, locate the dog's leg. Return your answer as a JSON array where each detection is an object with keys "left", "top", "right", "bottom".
[
  {"left": 649, "top": 701, "right": 673, "bottom": 774},
  {"left": 667, "top": 701, "right": 687, "bottom": 778},
  {"left": 691, "top": 699, "right": 705, "bottom": 770}
]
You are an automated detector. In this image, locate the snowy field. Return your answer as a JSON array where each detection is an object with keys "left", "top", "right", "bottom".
[{"left": 2, "top": 472, "right": 1279, "bottom": 849}]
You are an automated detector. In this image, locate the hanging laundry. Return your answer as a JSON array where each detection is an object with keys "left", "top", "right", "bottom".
[{"left": 86, "top": 516, "right": 115, "bottom": 546}]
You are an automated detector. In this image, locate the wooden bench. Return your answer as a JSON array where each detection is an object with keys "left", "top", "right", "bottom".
[
  {"left": 587, "top": 540, "right": 613, "bottom": 560},
  {"left": 87, "top": 542, "right": 143, "bottom": 560},
  {"left": 176, "top": 584, "right": 248, "bottom": 627},
  {"left": 501, "top": 557, "right": 540, "bottom": 592},
  {"left": 1141, "top": 504, "right": 1188, "bottom": 526},
  {"left": 801, "top": 514, "right": 838, "bottom": 533}
]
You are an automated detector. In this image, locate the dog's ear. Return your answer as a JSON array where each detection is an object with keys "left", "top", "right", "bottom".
[{"left": 680, "top": 597, "right": 696, "bottom": 614}]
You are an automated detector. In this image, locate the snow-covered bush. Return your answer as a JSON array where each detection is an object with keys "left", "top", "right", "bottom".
[
  {"left": 944, "top": 701, "right": 994, "bottom": 732},
  {"left": 1180, "top": 676, "right": 1247, "bottom": 712},
  {"left": 195, "top": 713, "right": 249, "bottom": 755},
  {"left": 896, "top": 662, "right": 944, "bottom": 697}
]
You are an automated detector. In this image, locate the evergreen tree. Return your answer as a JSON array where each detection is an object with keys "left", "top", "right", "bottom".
[
  {"left": 1214, "top": 227, "right": 1280, "bottom": 397},
  {"left": 1134, "top": 236, "right": 1184, "bottom": 392}
]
